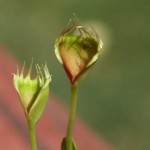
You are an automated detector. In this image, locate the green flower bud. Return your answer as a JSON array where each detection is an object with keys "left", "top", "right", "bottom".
[
  {"left": 13, "top": 62, "right": 51, "bottom": 125},
  {"left": 55, "top": 21, "right": 103, "bottom": 85}
]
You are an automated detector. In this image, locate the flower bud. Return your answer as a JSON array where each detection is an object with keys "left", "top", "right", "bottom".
[
  {"left": 13, "top": 62, "right": 51, "bottom": 125},
  {"left": 55, "top": 21, "right": 103, "bottom": 85}
]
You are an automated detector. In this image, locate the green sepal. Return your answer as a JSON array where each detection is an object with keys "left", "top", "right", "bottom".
[
  {"left": 27, "top": 84, "right": 49, "bottom": 125},
  {"left": 61, "top": 137, "right": 77, "bottom": 150}
]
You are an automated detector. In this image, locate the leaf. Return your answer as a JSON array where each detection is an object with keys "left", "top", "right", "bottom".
[{"left": 61, "top": 137, "right": 77, "bottom": 150}]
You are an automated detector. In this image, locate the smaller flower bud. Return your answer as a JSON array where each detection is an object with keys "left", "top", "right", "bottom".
[
  {"left": 55, "top": 20, "right": 103, "bottom": 85},
  {"left": 13, "top": 61, "right": 51, "bottom": 125}
]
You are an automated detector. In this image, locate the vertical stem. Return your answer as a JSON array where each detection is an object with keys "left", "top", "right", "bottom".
[
  {"left": 28, "top": 122, "right": 37, "bottom": 150},
  {"left": 66, "top": 84, "right": 78, "bottom": 150}
]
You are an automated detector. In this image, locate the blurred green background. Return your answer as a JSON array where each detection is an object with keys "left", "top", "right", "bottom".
[{"left": 0, "top": 0, "right": 149, "bottom": 149}]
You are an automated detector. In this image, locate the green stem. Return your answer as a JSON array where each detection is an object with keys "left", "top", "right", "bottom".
[
  {"left": 28, "top": 122, "right": 37, "bottom": 150},
  {"left": 66, "top": 84, "right": 78, "bottom": 150}
]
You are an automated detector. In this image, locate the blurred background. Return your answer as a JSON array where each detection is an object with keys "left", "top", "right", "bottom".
[{"left": 0, "top": 0, "right": 149, "bottom": 150}]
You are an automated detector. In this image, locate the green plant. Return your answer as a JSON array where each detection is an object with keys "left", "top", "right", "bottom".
[
  {"left": 13, "top": 17, "right": 103, "bottom": 150},
  {"left": 55, "top": 18, "right": 103, "bottom": 150},
  {"left": 13, "top": 61, "right": 51, "bottom": 150}
]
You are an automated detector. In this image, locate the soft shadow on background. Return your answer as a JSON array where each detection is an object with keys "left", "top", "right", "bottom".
[{"left": 0, "top": 0, "right": 149, "bottom": 150}]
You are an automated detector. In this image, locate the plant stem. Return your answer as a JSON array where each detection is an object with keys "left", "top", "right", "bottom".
[
  {"left": 28, "top": 122, "right": 37, "bottom": 150},
  {"left": 66, "top": 84, "right": 78, "bottom": 150}
]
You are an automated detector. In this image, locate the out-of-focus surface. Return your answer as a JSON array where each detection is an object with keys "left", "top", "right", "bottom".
[
  {"left": 0, "top": 0, "right": 150, "bottom": 150},
  {"left": 0, "top": 47, "right": 112, "bottom": 150}
]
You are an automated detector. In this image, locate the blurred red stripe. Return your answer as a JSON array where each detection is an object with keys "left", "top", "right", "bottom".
[{"left": 0, "top": 46, "right": 113, "bottom": 150}]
